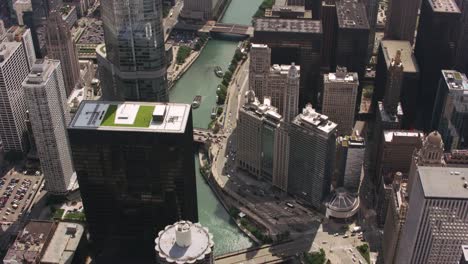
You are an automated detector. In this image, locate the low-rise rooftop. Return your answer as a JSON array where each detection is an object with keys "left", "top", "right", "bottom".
[
  {"left": 383, "top": 130, "right": 424, "bottom": 143},
  {"left": 324, "top": 67, "right": 359, "bottom": 84},
  {"left": 254, "top": 18, "right": 322, "bottom": 34},
  {"left": 442, "top": 70, "right": 468, "bottom": 92},
  {"left": 418, "top": 166, "right": 468, "bottom": 199},
  {"left": 294, "top": 104, "right": 337, "bottom": 134},
  {"left": 381, "top": 40, "right": 419, "bottom": 73},
  {"left": 41, "top": 222, "right": 84, "bottom": 264},
  {"left": 70, "top": 101, "right": 191, "bottom": 133},
  {"left": 336, "top": 0, "right": 369, "bottom": 30}
]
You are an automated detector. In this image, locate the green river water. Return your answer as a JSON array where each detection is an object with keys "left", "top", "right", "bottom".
[{"left": 169, "top": 0, "right": 263, "bottom": 256}]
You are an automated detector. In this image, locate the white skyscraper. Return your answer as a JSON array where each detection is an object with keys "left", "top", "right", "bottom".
[
  {"left": 23, "top": 59, "right": 75, "bottom": 194},
  {"left": 0, "top": 39, "right": 32, "bottom": 153},
  {"left": 395, "top": 166, "right": 468, "bottom": 264}
]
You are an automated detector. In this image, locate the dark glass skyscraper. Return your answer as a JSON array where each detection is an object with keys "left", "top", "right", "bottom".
[
  {"left": 98, "top": 0, "right": 168, "bottom": 102},
  {"left": 68, "top": 101, "right": 197, "bottom": 262}
]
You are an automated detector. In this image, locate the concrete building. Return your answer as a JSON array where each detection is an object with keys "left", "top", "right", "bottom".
[
  {"left": 375, "top": 130, "right": 423, "bottom": 225},
  {"left": 288, "top": 104, "right": 337, "bottom": 209},
  {"left": 407, "top": 131, "right": 445, "bottom": 196},
  {"left": 335, "top": 134, "right": 365, "bottom": 193},
  {"left": 395, "top": 167, "right": 468, "bottom": 264},
  {"left": 3, "top": 220, "right": 84, "bottom": 264},
  {"left": 23, "top": 59, "right": 75, "bottom": 195},
  {"left": 155, "top": 221, "right": 214, "bottom": 264},
  {"left": 322, "top": 67, "right": 359, "bottom": 135},
  {"left": 46, "top": 10, "right": 80, "bottom": 97},
  {"left": 335, "top": 0, "right": 369, "bottom": 83},
  {"left": 3, "top": 25, "right": 37, "bottom": 69},
  {"left": 265, "top": 0, "right": 312, "bottom": 19},
  {"left": 415, "top": 0, "right": 461, "bottom": 130},
  {"left": 181, "top": 0, "right": 226, "bottom": 20},
  {"left": 0, "top": 38, "right": 32, "bottom": 153},
  {"left": 237, "top": 91, "right": 289, "bottom": 191},
  {"left": 432, "top": 70, "right": 468, "bottom": 150},
  {"left": 252, "top": 18, "right": 322, "bottom": 108},
  {"left": 375, "top": 40, "right": 419, "bottom": 128},
  {"left": 249, "top": 44, "right": 300, "bottom": 123},
  {"left": 382, "top": 173, "right": 409, "bottom": 264},
  {"left": 13, "top": 0, "right": 32, "bottom": 25},
  {"left": 384, "top": 0, "right": 421, "bottom": 44},
  {"left": 68, "top": 101, "right": 198, "bottom": 262},
  {"left": 462, "top": 245, "right": 468, "bottom": 264},
  {"left": 98, "top": 0, "right": 167, "bottom": 102}
]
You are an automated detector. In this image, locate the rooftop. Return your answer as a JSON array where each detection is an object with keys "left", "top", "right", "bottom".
[
  {"left": 383, "top": 130, "right": 424, "bottom": 143},
  {"left": 336, "top": 0, "right": 369, "bottom": 30},
  {"left": 77, "top": 19, "right": 104, "bottom": 45},
  {"left": 41, "top": 223, "right": 84, "bottom": 264},
  {"left": 254, "top": 18, "right": 322, "bottom": 34},
  {"left": 70, "top": 101, "right": 191, "bottom": 133},
  {"left": 155, "top": 221, "right": 213, "bottom": 263},
  {"left": 442, "top": 70, "right": 468, "bottom": 92},
  {"left": 324, "top": 67, "right": 359, "bottom": 84},
  {"left": 0, "top": 41, "right": 21, "bottom": 66},
  {"left": 23, "top": 59, "right": 58, "bottom": 86},
  {"left": 462, "top": 245, "right": 468, "bottom": 261},
  {"left": 381, "top": 40, "right": 419, "bottom": 73},
  {"left": 243, "top": 94, "right": 283, "bottom": 123},
  {"left": 3, "top": 221, "right": 56, "bottom": 263},
  {"left": 294, "top": 104, "right": 337, "bottom": 134},
  {"left": 429, "top": 0, "right": 460, "bottom": 13},
  {"left": 418, "top": 166, "right": 468, "bottom": 199}
]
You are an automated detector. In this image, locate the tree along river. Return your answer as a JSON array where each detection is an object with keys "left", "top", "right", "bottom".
[{"left": 169, "top": 0, "right": 264, "bottom": 256}]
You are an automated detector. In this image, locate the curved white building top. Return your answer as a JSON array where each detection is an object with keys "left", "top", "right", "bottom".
[{"left": 155, "top": 221, "right": 214, "bottom": 264}]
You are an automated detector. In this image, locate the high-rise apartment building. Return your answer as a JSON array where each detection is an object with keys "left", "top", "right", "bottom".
[
  {"left": 384, "top": 0, "right": 421, "bottom": 43},
  {"left": 249, "top": 44, "right": 300, "bottom": 123},
  {"left": 375, "top": 130, "right": 423, "bottom": 225},
  {"left": 415, "top": 0, "right": 461, "bottom": 130},
  {"left": 335, "top": 0, "right": 369, "bottom": 83},
  {"left": 45, "top": 10, "right": 80, "bottom": 96},
  {"left": 322, "top": 67, "right": 359, "bottom": 135},
  {"left": 68, "top": 101, "right": 197, "bottom": 261},
  {"left": 237, "top": 91, "right": 290, "bottom": 191},
  {"left": 98, "top": 0, "right": 167, "bottom": 102},
  {"left": 252, "top": 18, "right": 322, "bottom": 108},
  {"left": 0, "top": 38, "right": 32, "bottom": 153},
  {"left": 375, "top": 40, "right": 419, "bottom": 128},
  {"left": 23, "top": 59, "right": 75, "bottom": 195},
  {"left": 181, "top": 0, "right": 226, "bottom": 20},
  {"left": 288, "top": 104, "right": 337, "bottom": 209},
  {"left": 395, "top": 166, "right": 468, "bottom": 264},
  {"left": 432, "top": 70, "right": 468, "bottom": 150}
]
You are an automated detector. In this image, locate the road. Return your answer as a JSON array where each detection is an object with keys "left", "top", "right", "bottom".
[{"left": 163, "top": 0, "right": 184, "bottom": 41}]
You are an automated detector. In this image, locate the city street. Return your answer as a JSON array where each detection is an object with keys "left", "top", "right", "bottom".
[{"left": 163, "top": 0, "right": 184, "bottom": 41}]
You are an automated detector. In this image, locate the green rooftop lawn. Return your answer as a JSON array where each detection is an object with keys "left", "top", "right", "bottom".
[{"left": 101, "top": 104, "right": 155, "bottom": 128}]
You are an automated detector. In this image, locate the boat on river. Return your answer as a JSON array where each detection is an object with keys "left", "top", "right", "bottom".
[
  {"left": 214, "top": 66, "right": 224, "bottom": 78},
  {"left": 192, "top": 95, "right": 202, "bottom": 109}
]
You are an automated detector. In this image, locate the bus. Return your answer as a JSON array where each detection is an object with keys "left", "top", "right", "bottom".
[{"left": 286, "top": 202, "right": 294, "bottom": 208}]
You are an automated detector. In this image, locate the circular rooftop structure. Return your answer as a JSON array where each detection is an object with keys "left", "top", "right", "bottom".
[
  {"left": 427, "top": 131, "right": 442, "bottom": 146},
  {"left": 326, "top": 188, "right": 360, "bottom": 219},
  {"left": 155, "top": 221, "right": 214, "bottom": 264}
]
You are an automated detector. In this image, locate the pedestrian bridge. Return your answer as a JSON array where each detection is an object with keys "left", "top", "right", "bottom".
[{"left": 200, "top": 22, "right": 254, "bottom": 37}]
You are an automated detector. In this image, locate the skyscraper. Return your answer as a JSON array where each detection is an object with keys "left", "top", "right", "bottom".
[
  {"left": 395, "top": 166, "right": 468, "bottom": 264},
  {"left": 362, "top": 0, "right": 379, "bottom": 57},
  {"left": 455, "top": 0, "right": 468, "bottom": 74},
  {"left": 98, "top": 0, "right": 167, "bottom": 102},
  {"left": 181, "top": 0, "right": 226, "bottom": 20},
  {"left": 383, "top": 51, "right": 404, "bottom": 116},
  {"left": 0, "top": 37, "right": 32, "bottom": 153},
  {"left": 415, "top": 0, "right": 461, "bottom": 130},
  {"left": 288, "top": 104, "right": 337, "bottom": 209},
  {"left": 432, "top": 70, "right": 468, "bottom": 150},
  {"left": 23, "top": 59, "right": 75, "bottom": 194},
  {"left": 335, "top": 0, "right": 369, "bottom": 82},
  {"left": 384, "top": 0, "right": 422, "bottom": 43},
  {"left": 237, "top": 91, "right": 289, "bottom": 191},
  {"left": 45, "top": 10, "right": 80, "bottom": 96},
  {"left": 249, "top": 44, "right": 300, "bottom": 123},
  {"left": 68, "top": 101, "right": 197, "bottom": 261},
  {"left": 320, "top": 0, "right": 337, "bottom": 71},
  {"left": 322, "top": 67, "right": 359, "bottom": 135}
]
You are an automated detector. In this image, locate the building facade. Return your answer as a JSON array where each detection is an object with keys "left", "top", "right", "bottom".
[
  {"left": 432, "top": 70, "right": 468, "bottom": 150},
  {"left": 395, "top": 167, "right": 468, "bottom": 264},
  {"left": 288, "top": 104, "right": 337, "bottom": 209},
  {"left": 335, "top": 134, "right": 365, "bottom": 193},
  {"left": 68, "top": 101, "right": 198, "bottom": 262},
  {"left": 384, "top": 0, "right": 421, "bottom": 43},
  {"left": 23, "top": 59, "right": 75, "bottom": 195},
  {"left": 181, "top": 0, "right": 226, "bottom": 20},
  {"left": 322, "top": 67, "right": 359, "bottom": 135},
  {"left": 46, "top": 10, "right": 80, "bottom": 96},
  {"left": 249, "top": 44, "right": 300, "bottom": 123},
  {"left": 98, "top": 0, "right": 167, "bottom": 102},
  {"left": 415, "top": 0, "right": 461, "bottom": 130},
  {"left": 0, "top": 39, "right": 32, "bottom": 153}
]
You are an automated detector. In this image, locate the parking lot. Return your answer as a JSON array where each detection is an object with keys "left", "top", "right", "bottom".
[{"left": 0, "top": 169, "right": 43, "bottom": 223}]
